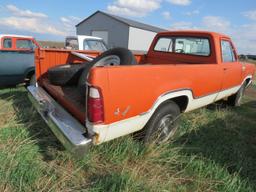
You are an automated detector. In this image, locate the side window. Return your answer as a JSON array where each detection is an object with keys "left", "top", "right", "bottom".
[
  {"left": 3, "top": 38, "right": 12, "bottom": 48},
  {"left": 221, "top": 40, "right": 236, "bottom": 62},
  {"left": 16, "top": 39, "right": 33, "bottom": 49},
  {"left": 154, "top": 38, "right": 173, "bottom": 52}
]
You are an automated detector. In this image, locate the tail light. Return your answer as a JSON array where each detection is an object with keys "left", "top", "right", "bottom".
[{"left": 87, "top": 86, "right": 104, "bottom": 124}]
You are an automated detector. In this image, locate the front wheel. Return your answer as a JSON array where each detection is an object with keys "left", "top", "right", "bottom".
[
  {"left": 143, "top": 101, "right": 181, "bottom": 144},
  {"left": 227, "top": 83, "right": 246, "bottom": 107}
]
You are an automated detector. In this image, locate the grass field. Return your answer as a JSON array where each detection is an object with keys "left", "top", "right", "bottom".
[{"left": 0, "top": 74, "right": 255, "bottom": 191}]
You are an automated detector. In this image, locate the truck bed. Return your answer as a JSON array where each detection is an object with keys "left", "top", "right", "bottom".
[
  {"left": 34, "top": 49, "right": 146, "bottom": 124},
  {"left": 41, "top": 77, "right": 85, "bottom": 123}
]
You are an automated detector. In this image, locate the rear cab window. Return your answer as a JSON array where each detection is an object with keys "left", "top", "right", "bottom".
[
  {"left": 154, "top": 36, "right": 211, "bottom": 57},
  {"left": 154, "top": 38, "right": 173, "bottom": 52},
  {"left": 221, "top": 40, "right": 236, "bottom": 62}
]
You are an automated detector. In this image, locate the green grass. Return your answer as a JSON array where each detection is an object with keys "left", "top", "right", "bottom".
[{"left": 0, "top": 85, "right": 255, "bottom": 192}]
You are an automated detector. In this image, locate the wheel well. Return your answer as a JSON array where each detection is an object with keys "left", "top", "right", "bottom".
[
  {"left": 25, "top": 70, "right": 35, "bottom": 80},
  {"left": 170, "top": 96, "right": 189, "bottom": 112},
  {"left": 157, "top": 96, "right": 189, "bottom": 113},
  {"left": 245, "top": 78, "right": 251, "bottom": 87}
]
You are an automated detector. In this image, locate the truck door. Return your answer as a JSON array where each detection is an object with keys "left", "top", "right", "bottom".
[
  {"left": 14, "top": 38, "right": 35, "bottom": 75},
  {"left": 219, "top": 39, "right": 242, "bottom": 95},
  {"left": 0, "top": 37, "right": 15, "bottom": 85}
]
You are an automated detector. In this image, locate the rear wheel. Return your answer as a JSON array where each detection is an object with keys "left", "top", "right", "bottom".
[
  {"left": 227, "top": 83, "right": 246, "bottom": 107},
  {"left": 143, "top": 101, "right": 181, "bottom": 144}
]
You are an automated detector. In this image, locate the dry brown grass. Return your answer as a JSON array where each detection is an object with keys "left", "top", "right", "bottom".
[
  {"left": 38, "top": 41, "right": 64, "bottom": 49},
  {"left": 246, "top": 59, "right": 256, "bottom": 65}
]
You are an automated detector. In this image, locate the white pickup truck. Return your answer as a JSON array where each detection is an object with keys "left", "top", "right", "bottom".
[{"left": 65, "top": 35, "right": 108, "bottom": 52}]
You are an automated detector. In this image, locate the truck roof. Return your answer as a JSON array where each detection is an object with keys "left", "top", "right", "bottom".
[
  {"left": 0, "top": 34, "right": 34, "bottom": 39},
  {"left": 158, "top": 30, "right": 230, "bottom": 39},
  {"left": 66, "top": 35, "right": 103, "bottom": 40}
]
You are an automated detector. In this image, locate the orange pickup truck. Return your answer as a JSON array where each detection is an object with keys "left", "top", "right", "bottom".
[{"left": 28, "top": 31, "right": 255, "bottom": 155}]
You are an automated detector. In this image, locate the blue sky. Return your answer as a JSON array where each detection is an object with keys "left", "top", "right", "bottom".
[{"left": 0, "top": 0, "right": 256, "bottom": 54}]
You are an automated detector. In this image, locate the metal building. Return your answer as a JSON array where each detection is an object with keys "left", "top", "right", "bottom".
[{"left": 76, "top": 11, "right": 165, "bottom": 52}]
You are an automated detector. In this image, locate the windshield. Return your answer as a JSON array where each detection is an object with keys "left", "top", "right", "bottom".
[
  {"left": 83, "top": 39, "right": 107, "bottom": 51},
  {"left": 65, "top": 38, "right": 78, "bottom": 49},
  {"left": 16, "top": 39, "right": 35, "bottom": 49}
]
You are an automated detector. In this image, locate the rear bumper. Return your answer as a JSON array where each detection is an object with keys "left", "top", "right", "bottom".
[{"left": 27, "top": 85, "right": 92, "bottom": 156}]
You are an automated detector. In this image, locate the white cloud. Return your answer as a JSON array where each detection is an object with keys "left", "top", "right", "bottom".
[
  {"left": 60, "top": 16, "right": 81, "bottom": 32},
  {"left": 0, "top": 4, "right": 81, "bottom": 37},
  {"left": 0, "top": 17, "right": 66, "bottom": 36},
  {"left": 167, "top": 15, "right": 256, "bottom": 54},
  {"left": 202, "top": 16, "right": 230, "bottom": 32},
  {"left": 189, "top": 16, "right": 256, "bottom": 54},
  {"left": 6, "top": 4, "right": 48, "bottom": 18},
  {"left": 200, "top": 16, "right": 256, "bottom": 54},
  {"left": 229, "top": 23, "right": 256, "bottom": 54},
  {"left": 162, "top": 11, "right": 171, "bottom": 20},
  {"left": 243, "top": 10, "right": 256, "bottom": 21},
  {"left": 166, "top": 0, "right": 191, "bottom": 6},
  {"left": 185, "top": 10, "right": 199, "bottom": 16},
  {"left": 107, "top": 0, "right": 161, "bottom": 17},
  {"left": 170, "top": 21, "right": 194, "bottom": 29}
]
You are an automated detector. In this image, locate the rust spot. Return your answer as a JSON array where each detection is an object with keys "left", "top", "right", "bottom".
[{"left": 93, "top": 133, "right": 100, "bottom": 145}]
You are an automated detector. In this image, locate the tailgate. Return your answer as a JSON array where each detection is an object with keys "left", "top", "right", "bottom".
[{"left": 27, "top": 85, "right": 92, "bottom": 156}]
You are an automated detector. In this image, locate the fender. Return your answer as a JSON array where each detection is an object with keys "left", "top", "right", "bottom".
[
  {"left": 244, "top": 75, "right": 253, "bottom": 88},
  {"left": 23, "top": 66, "right": 35, "bottom": 79},
  {"left": 87, "top": 90, "right": 192, "bottom": 144}
]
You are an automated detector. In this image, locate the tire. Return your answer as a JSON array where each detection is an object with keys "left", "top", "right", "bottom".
[
  {"left": 227, "top": 83, "right": 246, "bottom": 107},
  {"left": 29, "top": 74, "right": 36, "bottom": 86},
  {"left": 143, "top": 101, "right": 181, "bottom": 144},
  {"left": 78, "top": 48, "right": 137, "bottom": 95},
  {"left": 48, "top": 63, "right": 85, "bottom": 86},
  {"left": 25, "top": 73, "right": 35, "bottom": 87}
]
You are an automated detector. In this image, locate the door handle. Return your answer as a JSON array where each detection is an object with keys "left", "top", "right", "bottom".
[{"left": 223, "top": 68, "right": 228, "bottom": 71}]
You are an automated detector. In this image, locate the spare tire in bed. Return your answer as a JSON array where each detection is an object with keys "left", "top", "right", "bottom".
[
  {"left": 48, "top": 63, "right": 85, "bottom": 86},
  {"left": 78, "top": 47, "right": 137, "bottom": 95}
]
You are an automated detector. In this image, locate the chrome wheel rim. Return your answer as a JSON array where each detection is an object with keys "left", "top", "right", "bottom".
[
  {"left": 94, "top": 55, "right": 121, "bottom": 66},
  {"left": 155, "top": 114, "right": 177, "bottom": 143}
]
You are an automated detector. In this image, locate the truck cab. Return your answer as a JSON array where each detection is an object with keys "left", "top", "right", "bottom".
[
  {"left": 65, "top": 35, "right": 108, "bottom": 52},
  {"left": 0, "top": 34, "right": 39, "bottom": 87}
]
